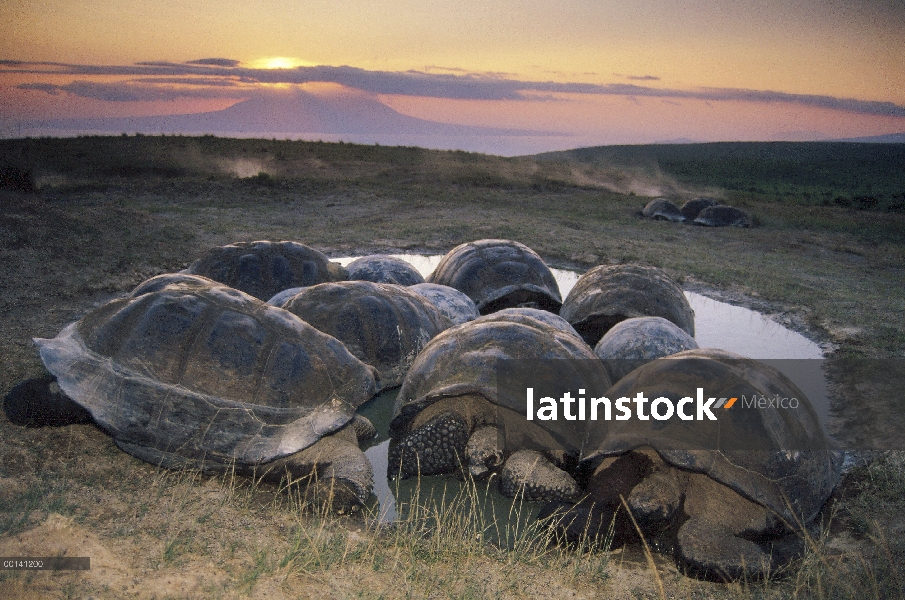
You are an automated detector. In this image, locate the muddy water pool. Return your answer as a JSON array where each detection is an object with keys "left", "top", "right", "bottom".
[{"left": 335, "top": 255, "right": 828, "bottom": 522}]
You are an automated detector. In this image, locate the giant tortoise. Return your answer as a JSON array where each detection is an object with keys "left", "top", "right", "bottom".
[
  {"left": 345, "top": 254, "right": 425, "bottom": 286},
  {"left": 278, "top": 280, "right": 452, "bottom": 390},
  {"left": 427, "top": 239, "right": 562, "bottom": 314},
  {"left": 4, "top": 277, "right": 379, "bottom": 511},
  {"left": 594, "top": 316, "right": 699, "bottom": 382},
  {"left": 184, "top": 240, "right": 347, "bottom": 300},
  {"left": 642, "top": 198, "right": 685, "bottom": 222},
  {"left": 408, "top": 283, "right": 480, "bottom": 326},
  {"left": 694, "top": 205, "right": 751, "bottom": 228},
  {"left": 549, "top": 348, "right": 841, "bottom": 580},
  {"left": 679, "top": 198, "right": 717, "bottom": 221},
  {"left": 560, "top": 264, "right": 695, "bottom": 347},
  {"left": 388, "top": 308, "right": 612, "bottom": 502}
]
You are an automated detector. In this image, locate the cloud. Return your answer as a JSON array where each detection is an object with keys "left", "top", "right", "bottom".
[
  {"left": 18, "top": 80, "right": 246, "bottom": 102},
  {"left": 134, "top": 61, "right": 187, "bottom": 68},
  {"left": 4, "top": 59, "right": 905, "bottom": 117},
  {"left": 131, "top": 77, "right": 242, "bottom": 87},
  {"left": 693, "top": 87, "right": 905, "bottom": 117},
  {"left": 619, "top": 74, "right": 661, "bottom": 81},
  {"left": 186, "top": 58, "right": 241, "bottom": 67},
  {"left": 16, "top": 83, "right": 62, "bottom": 95}
]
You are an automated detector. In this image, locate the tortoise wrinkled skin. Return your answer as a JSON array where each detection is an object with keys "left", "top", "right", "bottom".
[
  {"left": 498, "top": 450, "right": 582, "bottom": 502},
  {"left": 29, "top": 277, "right": 378, "bottom": 505},
  {"left": 563, "top": 348, "right": 842, "bottom": 580},
  {"left": 427, "top": 239, "right": 562, "bottom": 314},
  {"left": 388, "top": 308, "right": 611, "bottom": 502},
  {"left": 560, "top": 264, "right": 695, "bottom": 346},
  {"left": 184, "top": 240, "right": 347, "bottom": 300}
]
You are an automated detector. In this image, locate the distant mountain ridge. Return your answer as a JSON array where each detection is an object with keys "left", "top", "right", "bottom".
[
  {"left": 831, "top": 133, "right": 905, "bottom": 144},
  {"left": 18, "top": 90, "right": 547, "bottom": 138}
]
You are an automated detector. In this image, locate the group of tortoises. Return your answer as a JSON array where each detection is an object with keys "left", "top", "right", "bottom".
[
  {"left": 4, "top": 238, "right": 839, "bottom": 581},
  {"left": 643, "top": 197, "right": 751, "bottom": 227}
]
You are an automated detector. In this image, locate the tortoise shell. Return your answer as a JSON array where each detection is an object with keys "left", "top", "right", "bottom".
[
  {"left": 679, "top": 198, "right": 717, "bottom": 221},
  {"left": 409, "top": 282, "right": 480, "bottom": 325},
  {"left": 34, "top": 279, "right": 377, "bottom": 469},
  {"left": 280, "top": 281, "right": 451, "bottom": 389},
  {"left": 427, "top": 239, "right": 562, "bottom": 314},
  {"left": 594, "top": 316, "right": 699, "bottom": 381},
  {"left": 390, "top": 309, "right": 611, "bottom": 456},
  {"left": 586, "top": 348, "right": 841, "bottom": 525},
  {"left": 642, "top": 199, "right": 685, "bottom": 222},
  {"left": 694, "top": 206, "right": 751, "bottom": 227},
  {"left": 184, "top": 240, "right": 347, "bottom": 300},
  {"left": 345, "top": 254, "right": 425, "bottom": 286},
  {"left": 130, "top": 273, "right": 218, "bottom": 297},
  {"left": 560, "top": 264, "right": 695, "bottom": 346}
]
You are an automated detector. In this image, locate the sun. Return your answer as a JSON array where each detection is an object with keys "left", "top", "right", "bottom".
[{"left": 251, "top": 57, "right": 312, "bottom": 70}]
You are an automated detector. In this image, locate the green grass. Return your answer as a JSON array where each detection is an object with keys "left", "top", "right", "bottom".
[{"left": 537, "top": 141, "right": 905, "bottom": 212}]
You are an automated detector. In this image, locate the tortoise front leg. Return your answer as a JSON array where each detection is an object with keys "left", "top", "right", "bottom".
[{"left": 252, "top": 425, "right": 374, "bottom": 515}]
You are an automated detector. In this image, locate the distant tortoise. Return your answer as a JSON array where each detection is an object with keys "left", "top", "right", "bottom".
[
  {"left": 345, "top": 254, "right": 425, "bottom": 286},
  {"left": 4, "top": 278, "right": 379, "bottom": 511},
  {"left": 184, "top": 240, "right": 347, "bottom": 300},
  {"left": 559, "top": 264, "right": 695, "bottom": 347},
  {"left": 679, "top": 198, "right": 717, "bottom": 221},
  {"left": 694, "top": 205, "right": 751, "bottom": 227},
  {"left": 550, "top": 348, "right": 841, "bottom": 580},
  {"left": 642, "top": 199, "right": 685, "bottom": 222},
  {"left": 266, "top": 286, "right": 307, "bottom": 307},
  {"left": 594, "top": 316, "right": 699, "bottom": 382},
  {"left": 279, "top": 281, "right": 452, "bottom": 390},
  {"left": 408, "top": 282, "right": 480, "bottom": 325},
  {"left": 388, "top": 308, "right": 612, "bottom": 502},
  {"left": 130, "top": 272, "right": 219, "bottom": 297},
  {"left": 427, "top": 239, "right": 562, "bottom": 314}
]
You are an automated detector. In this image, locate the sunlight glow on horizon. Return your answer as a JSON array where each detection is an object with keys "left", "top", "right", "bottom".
[{"left": 250, "top": 57, "right": 314, "bottom": 70}]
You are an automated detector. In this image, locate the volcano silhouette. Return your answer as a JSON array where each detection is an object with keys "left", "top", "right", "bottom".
[{"left": 28, "top": 89, "right": 541, "bottom": 137}]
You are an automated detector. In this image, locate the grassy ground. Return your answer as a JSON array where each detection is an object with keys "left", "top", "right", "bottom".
[
  {"left": 1, "top": 135, "right": 903, "bottom": 598},
  {"left": 538, "top": 142, "right": 905, "bottom": 213}
]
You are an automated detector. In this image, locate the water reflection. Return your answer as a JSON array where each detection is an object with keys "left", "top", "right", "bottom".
[{"left": 336, "top": 254, "right": 827, "bottom": 522}]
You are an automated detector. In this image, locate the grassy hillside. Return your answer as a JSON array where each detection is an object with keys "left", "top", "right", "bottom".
[
  {"left": 1, "top": 134, "right": 584, "bottom": 194},
  {"left": 536, "top": 141, "right": 905, "bottom": 213}
]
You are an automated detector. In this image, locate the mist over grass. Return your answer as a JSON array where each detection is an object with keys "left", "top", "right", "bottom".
[{"left": 538, "top": 142, "right": 905, "bottom": 217}]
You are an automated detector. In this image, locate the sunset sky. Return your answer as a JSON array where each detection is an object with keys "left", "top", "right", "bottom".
[{"left": 1, "top": 0, "right": 903, "bottom": 154}]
